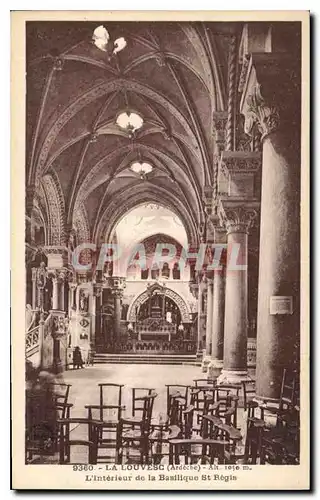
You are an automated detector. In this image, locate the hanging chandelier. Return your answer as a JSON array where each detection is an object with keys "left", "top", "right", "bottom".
[
  {"left": 92, "top": 25, "right": 127, "bottom": 60},
  {"left": 130, "top": 161, "right": 153, "bottom": 180},
  {"left": 116, "top": 111, "right": 144, "bottom": 138}
]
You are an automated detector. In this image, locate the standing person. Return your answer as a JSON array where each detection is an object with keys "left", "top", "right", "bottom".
[
  {"left": 87, "top": 343, "right": 96, "bottom": 366},
  {"left": 72, "top": 346, "right": 83, "bottom": 369}
]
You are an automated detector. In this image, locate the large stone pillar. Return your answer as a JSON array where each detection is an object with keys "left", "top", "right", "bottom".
[
  {"left": 218, "top": 200, "right": 258, "bottom": 384},
  {"left": 112, "top": 290, "right": 122, "bottom": 342},
  {"left": 91, "top": 285, "right": 102, "bottom": 347},
  {"left": 210, "top": 227, "right": 227, "bottom": 369},
  {"left": 241, "top": 54, "right": 300, "bottom": 400},
  {"left": 108, "top": 277, "right": 126, "bottom": 343}
]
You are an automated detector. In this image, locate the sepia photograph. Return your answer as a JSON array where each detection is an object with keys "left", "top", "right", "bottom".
[{"left": 11, "top": 10, "right": 309, "bottom": 490}]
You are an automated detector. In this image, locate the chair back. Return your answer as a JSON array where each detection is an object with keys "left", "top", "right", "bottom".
[
  {"left": 98, "top": 383, "right": 123, "bottom": 408},
  {"left": 58, "top": 418, "right": 103, "bottom": 464},
  {"left": 132, "top": 388, "right": 155, "bottom": 417}
]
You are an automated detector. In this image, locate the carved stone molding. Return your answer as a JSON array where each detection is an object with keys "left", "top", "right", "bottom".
[
  {"left": 218, "top": 151, "right": 261, "bottom": 199},
  {"left": 127, "top": 284, "right": 191, "bottom": 323},
  {"left": 202, "top": 185, "right": 214, "bottom": 216},
  {"left": 214, "top": 225, "right": 227, "bottom": 244},
  {"left": 105, "top": 276, "right": 126, "bottom": 291},
  {"left": 93, "top": 284, "right": 103, "bottom": 298},
  {"left": 219, "top": 198, "right": 259, "bottom": 235},
  {"left": 238, "top": 54, "right": 250, "bottom": 93},
  {"left": 212, "top": 111, "right": 227, "bottom": 148},
  {"left": 219, "top": 151, "right": 262, "bottom": 176},
  {"left": 50, "top": 310, "right": 67, "bottom": 338}
]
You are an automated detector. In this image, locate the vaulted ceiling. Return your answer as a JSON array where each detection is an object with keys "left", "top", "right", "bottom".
[{"left": 26, "top": 21, "right": 236, "bottom": 246}]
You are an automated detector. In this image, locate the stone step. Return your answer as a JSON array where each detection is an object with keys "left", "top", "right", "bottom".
[{"left": 94, "top": 353, "right": 200, "bottom": 366}]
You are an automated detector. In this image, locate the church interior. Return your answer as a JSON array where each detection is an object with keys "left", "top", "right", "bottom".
[{"left": 25, "top": 20, "right": 301, "bottom": 465}]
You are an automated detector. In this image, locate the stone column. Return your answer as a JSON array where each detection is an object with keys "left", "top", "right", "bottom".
[
  {"left": 92, "top": 285, "right": 102, "bottom": 347},
  {"left": 196, "top": 277, "right": 205, "bottom": 357},
  {"left": 69, "top": 283, "right": 76, "bottom": 312},
  {"left": 112, "top": 289, "right": 123, "bottom": 342},
  {"left": 210, "top": 227, "right": 227, "bottom": 370},
  {"left": 205, "top": 279, "right": 213, "bottom": 355},
  {"left": 218, "top": 200, "right": 258, "bottom": 384},
  {"left": 31, "top": 268, "right": 37, "bottom": 309},
  {"left": 240, "top": 54, "right": 300, "bottom": 400},
  {"left": 49, "top": 269, "right": 68, "bottom": 311},
  {"left": 202, "top": 277, "right": 213, "bottom": 373},
  {"left": 108, "top": 277, "right": 126, "bottom": 343},
  {"left": 52, "top": 274, "right": 59, "bottom": 310}
]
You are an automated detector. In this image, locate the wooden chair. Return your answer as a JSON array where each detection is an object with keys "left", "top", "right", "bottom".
[
  {"left": 116, "top": 393, "right": 157, "bottom": 464},
  {"left": 25, "top": 389, "right": 59, "bottom": 462},
  {"left": 57, "top": 418, "right": 103, "bottom": 464},
  {"left": 190, "top": 379, "right": 216, "bottom": 416},
  {"left": 168, "top": 438, "right": 228, "bottom": 465},
  {"left": 242, "top": 380, "right": 256, "bottom": 411},
  {"left": 166, "top": 385, "right": 189, "bottom": 419},
  {"left": 49, "top": 383, "right": 71, "bottom": 419},
  {"left": 132, "top": 388, "right": 155, "bottom": 417},
  {"left": 258, "top": 369, "right": 299, "bottom": 426},
  {"left": 85, "top": 404, "right": 126, "bottom": 462},
  {"left": 98, "top": 383, "right": 123, "bottom": 408},
  {"left": 203, "top": 415, "right": 242, "bottom": 462},
  {"left": 243, "top": 401, "right": 266, "bottom": 464}
]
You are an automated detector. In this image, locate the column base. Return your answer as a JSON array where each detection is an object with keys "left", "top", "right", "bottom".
[
  {"left": 201, "top": 356, "right": 211, "bottom": 373},
  {"left": 217, "top": 369, "right": 252, "bottom": 385},
  {"left": 207, "top": 359, "right": 223, "bottom": 380}
]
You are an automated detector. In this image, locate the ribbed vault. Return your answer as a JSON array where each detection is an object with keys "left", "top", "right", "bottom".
[{"left": 26, "top": 21, "right": 231, "bottom": 246}]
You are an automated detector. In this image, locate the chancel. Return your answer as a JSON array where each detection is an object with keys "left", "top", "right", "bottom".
[{"left": 24, "top": 20, "right": 301, "bottom": 466}]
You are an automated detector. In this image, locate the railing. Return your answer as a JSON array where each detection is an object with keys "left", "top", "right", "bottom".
[
  {"left": 25, "top": 312, "right": 52, "bottom": 359},
  {"left": 111, "top": 339, "right": 197, "bottom": 355},
  {"left": 26, "top": 326, "right": 40, "bottom": 353}
]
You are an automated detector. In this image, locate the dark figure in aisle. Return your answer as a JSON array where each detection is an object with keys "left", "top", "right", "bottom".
[{"left": 73, "top": 346, "right": 84, "bottom": 369}]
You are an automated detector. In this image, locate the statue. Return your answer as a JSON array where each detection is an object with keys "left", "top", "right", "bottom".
[{"left": 79, "top": 290, "right": 89, "bottom": 312}]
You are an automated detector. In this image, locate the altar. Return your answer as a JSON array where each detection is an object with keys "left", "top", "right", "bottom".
[{"left": 135, "top": 317, "right": 176, "bottom": 341}]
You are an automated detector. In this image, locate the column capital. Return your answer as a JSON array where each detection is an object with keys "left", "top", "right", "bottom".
[
  {"left": 93, "top": 284, "right": 103, "bottom": 298},
  {"left": 48, "top": 267, "right": 69, "bottom": 283},
  {"left": 42, "top": 245, "right": 69, "bottom": 268},
  {"left": 111, "top": 288, "right": 124, "bottom": 299},
  {"left": 240, "top": 53, "right": 300, "bottom": 141},
  {"left": 219, "top": 198, "right": 259, "bottom": 235},
  {"left": 189, "top": 281, "right": 199, "bottom": 299},
  {"left": 244, "top": 83, "right": 280, "bottom": 140}
]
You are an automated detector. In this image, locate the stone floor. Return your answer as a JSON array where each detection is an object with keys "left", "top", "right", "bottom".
[
  {"left": 33, "top": 363, "right": 253, "bottom": 464},
  {"left": 63, "top": 363, "right": 201, "bottom": 419}
]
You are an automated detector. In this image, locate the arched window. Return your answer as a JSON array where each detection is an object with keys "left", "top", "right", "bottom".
[
  {"left": 162, "top": 262, "right": 170, "bottom": 279},
  {"left": 141, "top": 268, "right": 149, "bottom": 280},
  {"left": 172, "top": 262, "right": 180, "bottom": 280},
  {"left": 151, "top": 264, "right": 159, "bottom": 280}
]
